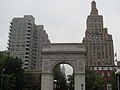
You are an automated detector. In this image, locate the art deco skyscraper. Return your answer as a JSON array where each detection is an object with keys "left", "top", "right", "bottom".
[
  {"left": 8, "top": 15, "right": 50, "bottom": 71},
  {"left": 83, "top": 1, "right": 114, "bottom": 66}
]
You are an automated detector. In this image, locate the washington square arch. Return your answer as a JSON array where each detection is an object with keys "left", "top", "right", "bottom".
[{"left": 41, "top": 43, "right": 86, "bottom": 90}]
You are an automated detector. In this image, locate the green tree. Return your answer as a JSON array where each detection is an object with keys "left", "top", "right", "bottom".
[
  {"left": 0, "top": 51, "right": 25, "bottom": 90},
  {"left": 94, "top": 75, "right": 105, "bottom": 90},
  {"left": 24, "top": 72, "right": 34, "bottom": 89},
  {"left": 111, "top": 71, "right": 117, "bottom": 90},
  {"left": 67, "top": 74, "right": 74, "bottom": 90},
  {"left": 85, "top": 67, "right": 95, "bottom": 90},
  {"left": 85, "top": 67, "right": 105, "bottom": 90},
  {"left": 2, "top": 74, "right": 16, "bottom": 90}
]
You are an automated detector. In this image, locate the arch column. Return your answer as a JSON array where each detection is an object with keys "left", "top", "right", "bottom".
[
  {"left": 74, "top": 57, "right": 85, "bottom": 90},
  {"left": 75, "top": 73, "right": 85, "bottom": 90},
  {"left": 41, "top": 59, "right": 53, "bottom": 90},
  {"left": 41, "top": 72, "right": 53, "bottom": 90}
]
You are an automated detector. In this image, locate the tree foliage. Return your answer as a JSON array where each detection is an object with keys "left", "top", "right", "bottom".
[
  {"left": 0, "top": 51, "right": 25, "bottom": 90},
  {"left": 67, "top": 74, "right": 74, "bottom": 90},
  {"left": 111, "top": 71, "right": 117, "bottom": 90},
  {"left": 85, "top": 67, "right": 95, "bottom": 90},
  {"left": 94, "top": 75, "right": 105, "bottom": 90},
  {"left": 85, "top": 67, "right": 105, "bottom": 90}
]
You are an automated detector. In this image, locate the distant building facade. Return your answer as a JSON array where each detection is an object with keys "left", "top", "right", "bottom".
[
  {"left": 61, "top": 64, "right": 66, "bottom": 79},
  {"left": 61, "top": 64, "right": 65, "bottom": 74},
  {"left": 8, "top": 15, "right": 50, "bottom": 71},
  {"left": 83, "top": 1, "right": 114, "bottom": 66}
]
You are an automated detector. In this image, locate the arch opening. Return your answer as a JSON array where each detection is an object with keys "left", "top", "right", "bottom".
[{"left": 53, "top": 62, "right": 74, "bottom": 90}]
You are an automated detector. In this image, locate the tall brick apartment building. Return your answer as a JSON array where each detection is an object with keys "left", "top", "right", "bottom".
[{"left": 8, "top": 15, "right": 50, "bottom": 71}]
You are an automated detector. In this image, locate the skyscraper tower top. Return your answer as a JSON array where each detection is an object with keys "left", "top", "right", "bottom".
[{"left": 90, "top": 1, "right": 98, "bottom": 15}]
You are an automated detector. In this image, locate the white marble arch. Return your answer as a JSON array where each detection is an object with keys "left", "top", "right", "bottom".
[{"left": 41, "top": 43, "right": 86, "bottom": 90}]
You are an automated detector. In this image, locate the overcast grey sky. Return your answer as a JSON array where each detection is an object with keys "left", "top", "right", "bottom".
[{"left": 0, "top": 0, "right": 120, "bottom": 60}]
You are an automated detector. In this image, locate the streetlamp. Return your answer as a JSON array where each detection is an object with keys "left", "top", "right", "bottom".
[
  {"left": 115, "top": 69, "right": 120, "bottom": 90},
  {"left": 1, "top": 69, "right": 5, "bottom": 90},
  {"left": 81, "top": 84, "right": 84, "bottom": 90},
  {"left": 54, "top": 80, "right": 57, "bottom": 90},
  {"left": 54, "top": 80, "right": 60, "bottom": 90}
]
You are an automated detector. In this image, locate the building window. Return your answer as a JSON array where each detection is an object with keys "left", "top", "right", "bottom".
[
  {"left": 26, "top": 48, "right": 29, "bottom": 50},
  {"left": 99, "top": 67, "right": 102, "bottom": 70},
  {"left": 25, "top": 52, "right": 29, "bottom": 55},
  {"left": 97, "top": 52, "right": 100, "bottom": 59},
  {"left": 94, "top": 67, "right": 97, "bottom": 70},
  {"left": 25, "top": 64, "right": 28, "bottom": 66},
  {"left": 27, "top": 37, "right": 30, "bottom": 39},
  {"left": 25, "top": 60, "right": 29, "bottom": 62},
  {"left": 107, "top": 72, "right": 110, "bottom": 77},
  {"left": 103, "top": 67, "right": 108, "bottom": 70},
  {"left": 27, "top": 30, "right": 31, "bottom": 32},
  {"left": 26, "top": 41, "right": 30, "bottom": 43},
  {"left": 28, "top": 27, "right": 31, "bottom": 29},
  {"left": 25, "top": 56, "right": 29, "bottom": 58},
  {"left": 28, "top": 23, "right": 32, "bottom": 25},
  {"left": 102, "top": 72, "right": 104, "bottom": 76},
  {"left": 26, "top": 44, "right": 30, "bottom": 47},
  {"left": 16, "top": 44, "right": 20, "bottom": 47},
  {"left": 24, "top": 67, "right": 28, "bottom": 69},
  {"left": 21, "top": 45, "right": 25, "bottom": 47}
]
